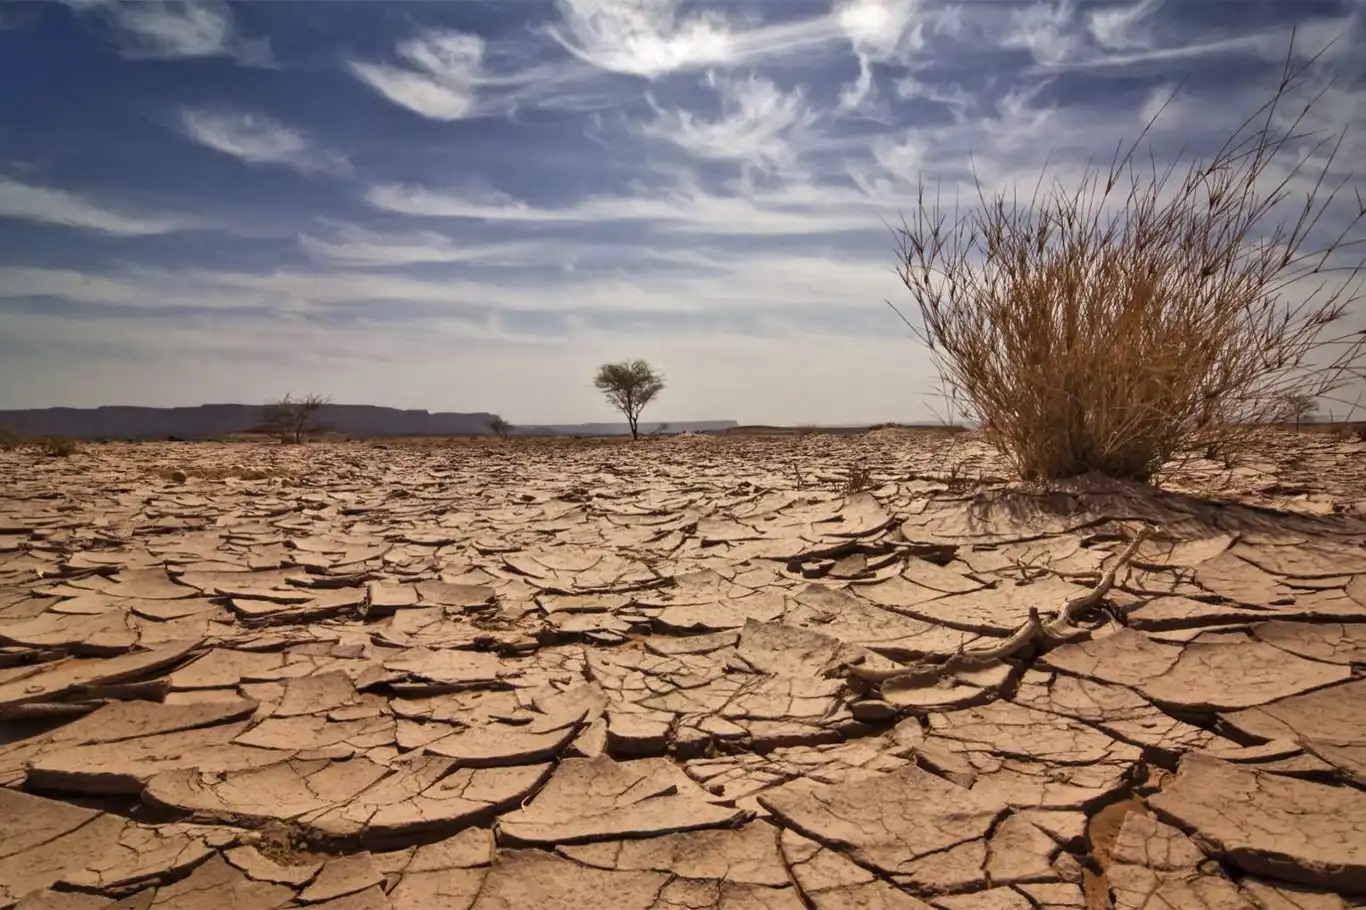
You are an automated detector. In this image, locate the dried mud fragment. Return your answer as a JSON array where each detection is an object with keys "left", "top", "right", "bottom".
[
  {"left": 779, "top": 829, "right": 935, "bottom": 909},
  {"left": 1042, "top": 628, "right": 1349, "bottom": 711},
  {"left": 470, "top": 849, "right": 669, "bottom": 910},
  {"left": 0, "top": 639, "right": 200, "bottom": 711},
  {"left": 131, "top": 854, "right": 294, "bottom": 910},
  {"left": 496, "top": 755, "right": 746, "bottom": 845},
  {"left": 1148, "top": 755, "right": 1366, "bottom": 893},
  {"left": 1220, "top": 678, "right": 1366, "bottom": 783},
  {"left": 758, "top": 764, "right": 1005, "bottom": 891},
  {"left": 1107, "top": 811, "right": 1255, "bottom": 910}
]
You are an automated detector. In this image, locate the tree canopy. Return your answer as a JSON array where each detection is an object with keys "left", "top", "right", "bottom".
[{"left": 594, "top": 360, "right": 664, "bottom": 440}]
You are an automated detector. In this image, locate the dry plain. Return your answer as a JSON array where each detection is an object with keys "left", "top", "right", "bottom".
[{"left": 2, "top": 428, "right": 1366, "bottom": 910}]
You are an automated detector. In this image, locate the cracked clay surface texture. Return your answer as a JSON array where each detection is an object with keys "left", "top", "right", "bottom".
[{"left": 3, "top": 428, "right": 1366, "bottom": 909}]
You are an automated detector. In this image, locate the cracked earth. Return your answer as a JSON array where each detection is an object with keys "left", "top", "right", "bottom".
[{"left": 3, "top": 428, "right": 1366, "bottom": 909}]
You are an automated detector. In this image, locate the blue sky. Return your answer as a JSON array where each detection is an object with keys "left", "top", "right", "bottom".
[{"left": 1, "top": 0, "right": 1363, "bottom": 424}]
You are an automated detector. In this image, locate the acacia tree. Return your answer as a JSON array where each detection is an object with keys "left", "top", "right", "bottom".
[
  {"left": 1281, "top": 393, "right": 1319, "bottom": 429},
  {"left": 263, "top": 392, "right": 329, "bottom": 444},
  {"left": 488, "top": 414, "right": 512, "bottom": 438},
  {"left": 594, "top": 360, "right": 664, "bottom": 440}
]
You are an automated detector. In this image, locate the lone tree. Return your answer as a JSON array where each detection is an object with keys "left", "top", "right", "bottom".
[
  {"left": 594, "top": 360, "right": 664, "bottom": 440},
  {"left": 263, "top": 392, "right": 329, "bottom": 444},
  {"left": 1281, "top": 393, "right": 1319, "bottom": 430},
  {"left": 488, "top": 414, "right": 512, "bottom": 438}
]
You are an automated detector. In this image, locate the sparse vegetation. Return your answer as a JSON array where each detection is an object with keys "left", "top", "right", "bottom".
[
  {"left": 0, "top": 427, "right": 19, "bottom": 451},
  {"left": 843, "top": 463, "right": 874, "bottom": 494},
  {"left": 1281, "top": 393, "right": 1320, "bottom": 429},
  {"left": 892, "top": 40, "right": 1365, "bottom": 483},
  {"left": 37, "top": 436, "right": 79, "bottom": 457},
  {"left": 263, "top": 392, "right": 330, "bottom": 445},
  {"left": 594, "top": 360, "right": 664, "bottom": 441},
  {"left": 488, "top": 415, "right": 512, "bottom": 439}
]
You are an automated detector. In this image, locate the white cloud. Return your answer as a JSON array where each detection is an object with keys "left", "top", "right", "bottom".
[
  {"left": 894, "top": 76, "right": 975, "bottom": 122},
  {"left": 349, "top": 29, "right": 485, "bottom": 120},
  {"left": 837, "top": 0, "right": 922, "bottom": 59},
  {"left": 549, "top": 0, "right": 738, "bottom": 77},
  {"left": 1087, "top": 0, "right": 1162, "bottom": 51},
  {"left": 547, "top": 0, "right": 846, "bottom": 78},
  {"left": 638, "top": 74, "right": 817, "bottom": 170},
  {"left": 0, "top": 178, "right": 199, "bottom": 236},
  {"left": 0, "top": 242, "right": 905, "bottom": 320},
  {"left": 74, "top": 0, "right": 272, "bottom": 65},
  {"left": 365, "top": 179, "right": 886, "bottom": 237},
  {"left": 178, "top": 108, "right": 348, "bottom": 175},
  {"left": 298, "top": 224, "right": 537, "bottom": 268},
  {"left": 941, "top": 0, "right": 1357, "bottom": 75},
  {"left": 835, "top": 0, "right": 926, "bottom": 107}
]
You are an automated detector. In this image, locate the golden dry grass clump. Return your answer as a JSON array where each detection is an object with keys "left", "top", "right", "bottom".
[{"left": 894, "top": 41, "right": 1366, "bottom": 482}]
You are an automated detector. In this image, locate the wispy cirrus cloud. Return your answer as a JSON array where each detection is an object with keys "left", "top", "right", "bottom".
[
  {"left": 349, "top": 28, "right": 486, "bottom": 121},
  {"left": 348, "top": 25, "right": 634, "bottom": 121},
  {"left": 0, "top": 244, "right": 903, "bottom": 320},
  {"left": 0, "top": 178, "right": 201, "bottom": 236},
  {"left": 364, "top": 179, "right": 885, "bottom": 237},
  {"left": 177, "top": 108, "right": 348, "bottom": 176},
  {"left": 299, "top": 223, "right": 536, "bottom": 268},
  {"left": 941, "top": 0, "right": 1360, "bottom": 74},
  {"left": 548, "top": 0, "right": 741, "bottom": 77},
  {"left": 70, "top": 0, "right": 273, "bottom": 65},
  {"left": 638, "top": 74, "right": 817, "bottom": 171},
  {"left": 834, "top": 0, "right": 927, "bottom": 107},
  {"left": 546, "top": 0, "right": 910, "bottom": 80}
]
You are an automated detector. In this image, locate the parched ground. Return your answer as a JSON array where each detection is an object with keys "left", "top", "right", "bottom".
[{"left": 2, "top": 429, "right": 1366, "bottom": 910}]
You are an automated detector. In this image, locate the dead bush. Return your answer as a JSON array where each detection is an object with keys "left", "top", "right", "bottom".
[
  {"left": 263, "top": 392, "right": 329, "bottom": 444},
  {"left": 844, "top": 463, "right": 874, "bottom": 494},
  {"left": 37, "top": 436, "right": 79, "bottom": 457},
  {"left": 892, "top": 41, "right": 1365, "bottom": 482}
]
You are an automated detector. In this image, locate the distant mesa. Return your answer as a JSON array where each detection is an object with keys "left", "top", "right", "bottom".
[{"left": 0, "top": 404, "right": 737, "bottom": 440}]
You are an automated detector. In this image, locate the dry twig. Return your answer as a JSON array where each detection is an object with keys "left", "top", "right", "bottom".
[{"left": 839, "top": 526, "right": 1153, "bottom": 684}]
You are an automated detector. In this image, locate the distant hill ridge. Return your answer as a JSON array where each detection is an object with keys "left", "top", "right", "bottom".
[{"left": 0, "top": 404, "right": 737, "bottom": 440}]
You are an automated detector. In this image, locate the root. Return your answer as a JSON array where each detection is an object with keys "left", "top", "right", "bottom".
[{"left": 841, "top": 526, "right": 1153, "bottom": 685}]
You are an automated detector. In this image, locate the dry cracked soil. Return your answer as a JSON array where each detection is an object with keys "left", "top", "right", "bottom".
[{"left": 2, "top": 428, "right": 1366, "bottom": 910}]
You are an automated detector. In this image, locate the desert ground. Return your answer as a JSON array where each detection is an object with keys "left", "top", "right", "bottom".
[{"left": 2, "top": 428, "right": 1365, "bottom": 910}]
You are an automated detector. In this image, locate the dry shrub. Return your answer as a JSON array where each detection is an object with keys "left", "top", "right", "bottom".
[
  {"left": 263, "top": 392, "right": 330, "bottom": 444},
  {"left": 893, "top": 41, "right": 1365, "bottom": 482},
  {"left": 37, "top": 436, "right": 79, "bottom": 457},
  {"left": 843, "top": 463, "right": 874, "bottom": 494}
]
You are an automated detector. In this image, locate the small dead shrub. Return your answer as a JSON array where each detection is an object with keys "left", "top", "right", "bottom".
[
  {"left": 263, "top": 392, "right": 330, "bottom": 444},
  {"left": 844, "top": 463, "right": 874, "bottom": 494},
  {"left": 892, "top": 41, "right": 1365, "bottom": 482},
  {"left": 38, "top": 436, "right": 79, "bottom": 457}
]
